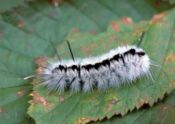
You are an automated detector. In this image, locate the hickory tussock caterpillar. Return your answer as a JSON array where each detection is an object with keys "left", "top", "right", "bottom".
[
  {"left": 25, "top": 33, "right": 152, "bottom": 93},
  {"left": 38, "top": 44, "right": 151, "bottom": 93}
]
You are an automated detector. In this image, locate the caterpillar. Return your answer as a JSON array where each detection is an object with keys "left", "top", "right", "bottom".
[{"left": 38, "top": 44, "right": 151, "bottom": 93}]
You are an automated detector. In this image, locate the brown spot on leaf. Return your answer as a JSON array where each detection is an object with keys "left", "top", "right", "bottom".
[
  {"left": 16, "top": 90, "right": 24, "bottom": 97},
  {"left": 111, "top": 99, "right": 118, "bottom": 104},
  {"left": 35, "top": 56, "right": 48, "bottom": 74},
  {"left": 136, "top": 99, "right": 145, "bottom": 109},
  {"left": 169, "top": 80, "right": 175, "bottom": 88},
  {"left": 121, "top": 17, "right": 133, "bottom": 25},
  {"left": 36, "top": 67, "right": 45, "bottom": 75},
  {"left": 49, "top": 0, "right": 64, "bottom": 7},
  {"left": 0, "top": 107, "right": 4, "bottom": 113},
  {"left": 151, "top": 12, "right": 166, "bottom": 24},
  {"left": 17, "top": 20, "right": 25, "bottom": 28},
  {"left": 172, "top": 81, "right": 175, "bottom": 88},
  {"left": 59, "top": 96, "right": 65, "bottom": 103},
  {"left": 111, "top": 22, "right": 119, "bottom": 32},
  {"left": 31, "top": 92, "right": 51, "bottom": 110},
  {"left": 165, "top": 53, "right": 175, "bottom": 63},
  {"left": 104, "top": 99, "right": 118, "bottom": 112},
  {"left": 146, "top": 97, "right": 149, "bottom": 104},
  {"left": 77, "top": 117, "right": 94, "bottom": 124},
  {"left": 154, "top": 0, "right": 163, "bottom": 7},
  {"left": 35, "top": 56, "right": 48, "bottom": 67}
]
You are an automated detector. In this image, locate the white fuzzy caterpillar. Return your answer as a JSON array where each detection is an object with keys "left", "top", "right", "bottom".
[{"left": 39, "top": 45, "right": 150, "bottom": 93}]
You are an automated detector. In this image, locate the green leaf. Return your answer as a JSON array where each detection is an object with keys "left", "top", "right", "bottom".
[
  {"left": 93, "top": 89, "right": 175, "bottom": 124},
  {"left": 28, "top": 8, "right": 175, "bottom": 124},
  {"left": 0, "top": 39, "right": 33, "bottom": 124}
]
